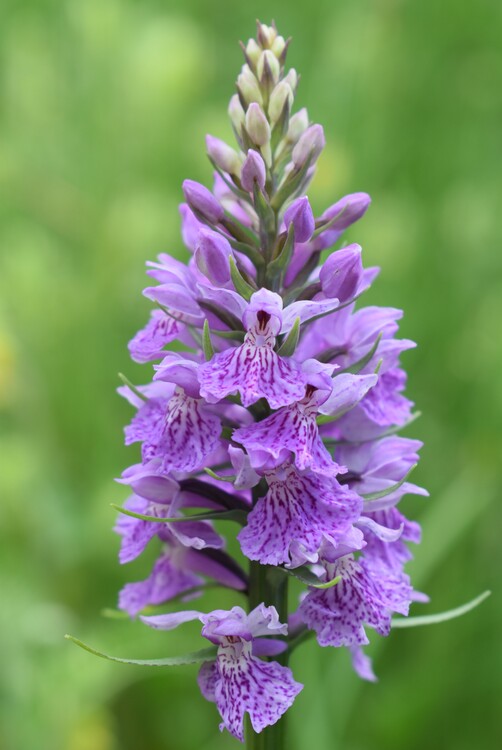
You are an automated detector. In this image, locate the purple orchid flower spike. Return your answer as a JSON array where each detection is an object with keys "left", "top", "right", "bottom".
[{"left": 65, "top": 22, "right": 474, "bottom": 750}]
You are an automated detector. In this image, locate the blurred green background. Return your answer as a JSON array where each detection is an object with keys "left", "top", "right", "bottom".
[{"left": 1, "top": 0, "right": 501, "bottom": 748}]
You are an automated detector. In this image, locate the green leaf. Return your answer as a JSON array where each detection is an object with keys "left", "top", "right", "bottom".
[
  {"left": 222, "top": 213, "right": 260, "bottom": 248},
  {"left": 208, "top": 160, "right": 250, "bottom": 202},
  {"left": 65, "top": 635, "right": 217, "bottom": 666},
  {"left": 271, "top": 157, "right": 312, "bottom": 210},
  {"left": 198, "top": 299, "right": 243, "bottom": 332},
  {"left": 118, "top": 373, "right": 147, "bottom": 402},
  {"left": 204, "top": 467, "right": 236, "bottom": 483},
  {"left": 227, "top": 237, "right": 265, "bottom": 268},
  {"left": 220, "top": 425, "right": 234, "bottom": 441},
  {"left": 282, "top": 566, "right": 342, "bottom": 589},
  {"left": 111, "top": 503, "right": 247, "bottom": 525},
  {"left": 335, "top": 334, "right": 382, "bottom": 376},
  {"left": 391, "top": 591, "right": 491, "bottom": 629},
  {"left": 361, "top": 464, "right": 417, "bottom": 502},
  {"left": 202, "top": 319, "right": 214, "bottom": 361},
  {"left": 267, "top": 224, "right": 295, "bottom": 280},
  {"left": 253, "top": 181, "right": 276, "bottom": 240},
  {"left": 277, "top": 317, "right": 301, "bottom": 357},
  {"left": 210, "top": 328, "right": 245, "bottom": 342},
  {"left": 229, "top": 256, "right": 255, "bottom": 300}
]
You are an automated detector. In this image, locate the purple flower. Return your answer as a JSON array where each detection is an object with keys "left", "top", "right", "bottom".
[
  {"left": 298, "top": 552, "right": 413, "bottom": 647},
  {"left": 283, "top": 196, "right": 315, "bottom": 243},
  {"left": 233, "top": 362, "right": 377, "bottom": 475},
  {"left": 199, "top": 289, "right": 306, "bottom": 409},
  {"left": 238, "top": 464, "right": 362, "bottom": 566},
  {"left": 241, "top": 149, "right": 267, "bottom": 192},
  {"left": 319, "top": 244, "right": 365, "bottom": 303},
  {"left": 128, "top": 309, "right": 183, "bottom": 363},
  {"left": 335, "top": 436, "right": 428, "bottom": 511},
  {"left": 194, "top": 228, "right": 233, "bottom": 287},
  {"left": 141, "top": 605, "right": 303, "bottom": 741},
  {"left": 183, "top": 179, "right": 225, "bottom": 224},
  {"left": 314, "top": 192, "right": 371, "bottom": 250},
  {"left": 292, "top": 124, "right": 325, "bottom": 168},
  {"left": 122, "top": 358, "right": 222, "bottom": 474}
]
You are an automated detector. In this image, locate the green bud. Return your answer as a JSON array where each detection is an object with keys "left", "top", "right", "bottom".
[
  {"left": 283, "top": 68, "right": 298, "bottom": 92},
  {"left": 245, "top": 102, "right": 271, "bottom": 146},
  {"left": 268, "top": 81, "right": 293, "bottom": 125},
  {"left": 245, "top": 38, "right": 261, "bottom": 68},
  {"left": 237, "top": 64, "right": 263, "bottom": 106},
  {"left": 257, "top": 50, "right": 280, "bottom": 84},
  {"left": 228, "top": 94, "right": 245, "bottom": 131},
  {"left": 286, "top": 107, "right": 309, "bottom": 143},
  {"left": 271, "top": 35, "right": 286, "bottom": 59},
  {"left": 256, "top": 22, "right": 277, "bottom": 48}
]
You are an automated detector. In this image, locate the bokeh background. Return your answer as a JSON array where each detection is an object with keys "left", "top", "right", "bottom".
[{"left": 1, "top": 0, "right": 501, "bottom": 748}]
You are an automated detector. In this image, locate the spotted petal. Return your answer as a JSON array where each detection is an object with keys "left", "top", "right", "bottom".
[
  {"left": 199, "top": 343, "right": 305, "bottom": 409},
  {"left": 214, "top": 640, "right": 302, "bottom": 741},
  {"left": 238, "top": 466, "right": 362, "bottom": 566}
]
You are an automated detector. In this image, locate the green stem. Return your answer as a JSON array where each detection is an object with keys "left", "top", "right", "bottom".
[{"left": 246, "top": 561, "right": 289, "bottom": 750}]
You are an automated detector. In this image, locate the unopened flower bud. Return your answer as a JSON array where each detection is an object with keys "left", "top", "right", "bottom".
[
  {"left": 182, "top": 180, "right": 224, "bottom": 224},
  {"left": 283, "top": 68, "right": 298, "bottom": 92},
  {"left": 245, "top": 38, "right": 261, "bottom": 67},
  {"left": 315, "top": 193, "right": 372, "bottom": 250},
  {"left": 179, "top": 204, "right": 202, "bottom": 252},
  {"left": 271, "top": 35, "right": 286, "bottom": 59},
  {"left": 256, "top": 22, "right": 276, "bottom": 48},
  {"left": 241, "top": 149, "right": 266, "bottom": 192},
  {"left": 319, "top": 244, "right": 364, "bottom": 302},
  {"left": 257, "top": 50, "right": 280, "bottom": 84},
  {"left": 228, "top": 94, "right": 245, "bottom": 131},
  {"left": 283, "top": 196, "right": 315, "bottom": 242},
  {"left": 237, "top": 64, "right": 263, "bottom": 106},
  {"left": 268, "top": 81, "right": 294, "bottom": 125},
  {"left": 206, "top": 135, "right": 241, "bottom": 176},
  {"left": 194, "top": 228, "right": 232, "bottom": 286},
  {"left": 286, "top": 108, "right": 309, "bottom": 143},
  {"left": 245, "top": 102, "right": 271, "bottom": 146},
  {"left": 292, "top": 124, "right": 325, "bottom": 168}
]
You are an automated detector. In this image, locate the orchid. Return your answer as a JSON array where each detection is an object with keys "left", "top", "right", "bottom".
[{"left": 66, "top": 21, "right": 489, "bottom": 749}]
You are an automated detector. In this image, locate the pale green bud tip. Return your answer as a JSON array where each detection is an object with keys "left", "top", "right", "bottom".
[
  {"left": 245, "top": 102, "right": 271, "bottom": 146},
  {"left": 237, "top": 65, "right": 263, "bottom": 106},
  {"left": 245, "top": 38, "right": 261, "bottom": 67},
  {"left": 228, "top": 94, "right": 245, "bottom": 129},
  {"left": 283, "top": 68, "right": 298, "bottom": 92},
  {"left": 286, "top": 107, "right": 309, "bottom": 143},
  {"left": 268, "top": 81, "right": 294, "bottom": 125},
  {"left": 257, "top": 50, "right": 280, "bottom": 84},
  {"left": 256, "top": 22, "right": 277, "bottom": 49},
  {"left": 271, "top": 35, "right": 286, "bottom": 59}
]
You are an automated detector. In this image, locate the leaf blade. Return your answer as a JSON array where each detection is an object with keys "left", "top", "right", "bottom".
[
  {"left": 65, "top": 635, "right": 217, "bottom": 666},
  {"left": 391, "top": 591, "right": 491, "bottom": 629},
  {"left": 111, "top": 503, "right": 247, "bottom": 525}
]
